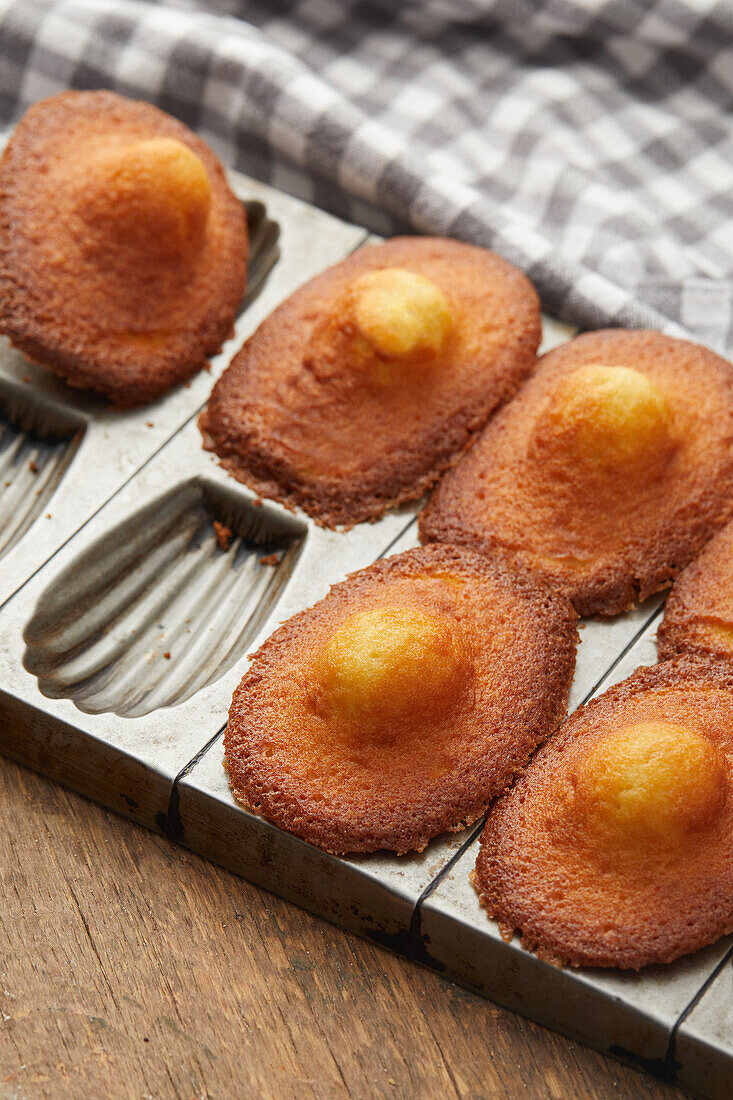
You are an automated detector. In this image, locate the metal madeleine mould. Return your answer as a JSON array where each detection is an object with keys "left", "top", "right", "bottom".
[
  {"left": 0, "top": 154, "right": 726, "bottom": 1100},
  {"left": 22, "top": 478, "right": 305, "bottom": 718}
]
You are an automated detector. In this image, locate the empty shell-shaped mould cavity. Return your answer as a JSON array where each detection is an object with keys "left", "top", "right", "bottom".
[
  {"left": 0, "top": 370, "right": 85, "bottom": 560},
  {"left": 23, "top": 480, "right": 305, "bottom": 718},
  {"left": 239, "top": 199, "right": 280, "bottom": 315}
]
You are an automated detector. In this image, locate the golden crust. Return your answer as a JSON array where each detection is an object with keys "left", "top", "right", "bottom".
[
  {"left": 224, "top": 544, "right": 578, "bottom": 855},
  {"left": 0, "top": 91, "right": 248, "bottom": 406},
  {"left": 658, "top": 517, "right": 733, "bottom": 661},
  {"left": 475, "top": 657, "right": 733, "bottom": 969},
  {"left": 419, "top": 330, "right": 733, "bottom": 617},
  {"left": 200, "top": 237, "right": 541, "bottom": 528}
]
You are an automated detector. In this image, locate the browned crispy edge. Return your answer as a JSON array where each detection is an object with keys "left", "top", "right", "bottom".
[
  {"left": 657, "top": 519, "right": 733, "bottom": 662},
  {"left": 475, "top": 656, "right": 733, "bottom": 968},
  {"left": 224, "top": 544, "right": 578, "bottom": 855}
]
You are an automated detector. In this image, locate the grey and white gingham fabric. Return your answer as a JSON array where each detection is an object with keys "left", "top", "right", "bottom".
[{"left": 0, "top": 0, "right": 732, "bottom": 350}]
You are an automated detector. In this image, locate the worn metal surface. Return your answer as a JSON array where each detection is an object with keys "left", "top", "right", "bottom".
[
  {"left": 174, "top": 741, "right": 473, "bottom": 944},
  {"left": 674, "top": 953, "right": 733, "bottom": 1100},
  {"left": 0, "top": 159, "right": 368, "bottom": 609},
  {"left": 416, "top": 839, "right": 732, "bottom": 1075}
]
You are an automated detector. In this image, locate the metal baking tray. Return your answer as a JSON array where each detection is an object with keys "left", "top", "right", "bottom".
[{"left": 0, "top": 163, "right": 727, "bottom": 1098}]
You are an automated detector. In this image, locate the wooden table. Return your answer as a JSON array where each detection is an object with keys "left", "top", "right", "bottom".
[{"left": 0, "top": 751, "right": 690, "bottom": 1099}]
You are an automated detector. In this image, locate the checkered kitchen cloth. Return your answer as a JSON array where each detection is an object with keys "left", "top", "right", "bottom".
[{"left": 0, "top": 0, "right": 732, "bottom": 351}]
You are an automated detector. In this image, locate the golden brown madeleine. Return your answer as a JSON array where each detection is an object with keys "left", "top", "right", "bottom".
[
  {"left": 0, "top": 91, "right": 248, "bottom": 406},
  {"left": 475, "top": 657, "right": 733, "bottom": 969},
  {"left": 420, "top": 330, "right": 733, "bottom": 617},
  {"left": 224, "top": 544, "right": 577, "bottom": 855},
  {"left": 658, "top": 518, "right": 733, "bottom": 661},
  {"left": 200, "top": 237, "right": 541, "bottom": 528}
]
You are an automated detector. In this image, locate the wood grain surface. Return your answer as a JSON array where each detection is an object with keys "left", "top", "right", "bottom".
[{"left": 0, "top": 752, "right": 690, "bottom": 1100}]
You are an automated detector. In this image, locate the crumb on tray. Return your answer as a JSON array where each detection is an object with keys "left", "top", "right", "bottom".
[{"left": 213, "top": 520, "right": 233, "bottom": 551}]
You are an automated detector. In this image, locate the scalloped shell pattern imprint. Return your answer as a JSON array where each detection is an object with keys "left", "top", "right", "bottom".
[
  {"left": 22, "top": 481, "right": 305, "bottom": 718},
  {"left": 0, "top": 374, "right": 86, "bottom": 560}
]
